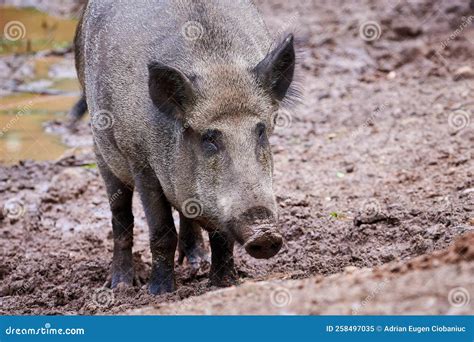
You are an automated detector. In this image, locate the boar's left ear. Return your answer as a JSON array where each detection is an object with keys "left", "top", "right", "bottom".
[
  {"left": 254, "top": 34, "right": 295, "bottom": 102},
  {"left": 148, "top": 62, "right": 194, "bottom": 117}
]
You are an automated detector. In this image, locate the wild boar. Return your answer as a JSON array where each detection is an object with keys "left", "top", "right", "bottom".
[{"left": 75, "top": 0, "right": 296, "bottom": 294}]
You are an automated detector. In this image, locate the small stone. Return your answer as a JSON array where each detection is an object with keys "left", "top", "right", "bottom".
[
  {"left": 345, "top": 164, "right": 355, "bottom": 173},
  {"left": 344, "top": 266, "right": 358, "bottom": 273},
  {"left": 432, "top": 103, "right": 444, "bottom": 114},
  {"left": 453, "top": 66, "right": 474, "bottom": 81},
  {"left": 387, "top": 71, "right": 396, "bottom": 79},
  {"left": 393, "top": 24, "right": 422, "bottom": 38}
]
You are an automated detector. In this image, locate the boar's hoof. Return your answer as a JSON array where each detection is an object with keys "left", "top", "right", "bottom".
[
  {"left": 210, "top": 268, "right": 238, "bottom": 288},
  {"left": 149, "top": 282, "right": 175, "bottom": 295},
  {"left": 244, "top": 230, "right": 283, "bottom": 259},
  {"left": 148, "top": 275, "right": 175, "bottom": 295},
  {"left": 178, "top": 246, "right": 211, "bottom": 272},
  {"left": 104, "top": 271, "right": 144, "bottom": 289}
]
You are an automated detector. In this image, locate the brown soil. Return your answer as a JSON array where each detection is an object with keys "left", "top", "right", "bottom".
[
  {"left": 129, "top": 233, "right": 474, "bottom": 315},
  {"left": 1, "top": 0, "right": 473, "bottom": 315}
]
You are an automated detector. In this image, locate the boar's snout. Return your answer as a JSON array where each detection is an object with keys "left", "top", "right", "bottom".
[
  {"left": 243, "top": 226, "right": 283, "bottom": 259},
  {"left": 231, "top": 207, "right": 283, "bottom": 259}
]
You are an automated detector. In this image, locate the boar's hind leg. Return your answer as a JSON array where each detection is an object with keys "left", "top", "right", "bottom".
[
  {"left": 67, "top": 94, "right": 87, "bottom": 128},
  {"left": 134, "top": 166, "right": 177, "bottom": 295},
  {"left": 178, "top": 214, "right": 210, "bottom": 270},
  {"left": 208, "top": 231, "right": 238, "bottom": 287},
  {"left": 97, "top": 158, "right": 136, "bottom": 288}
]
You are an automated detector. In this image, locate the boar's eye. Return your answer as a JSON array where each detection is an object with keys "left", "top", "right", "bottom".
[
  {"left": 202, "top": 129, "right": 221, "bottom": 155},
  {"left": 256, "top": 122, "right": 266, "bottom": 144}
]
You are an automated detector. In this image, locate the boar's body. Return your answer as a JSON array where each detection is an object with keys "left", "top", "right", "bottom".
[
  {"left": 76, "top": 0, "right": 295, "bottom": 294},
  {"left": 79, "top": 0, "right": 270, "bottom": 196}
]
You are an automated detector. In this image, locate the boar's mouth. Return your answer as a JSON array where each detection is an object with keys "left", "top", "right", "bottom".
[{"left": 197, "top": 206, "right": 283, "bottom": 259}]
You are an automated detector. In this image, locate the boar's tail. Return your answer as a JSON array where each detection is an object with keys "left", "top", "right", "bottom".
[{"left": 67, "top": 93, "right": 87, "bottom": 127}]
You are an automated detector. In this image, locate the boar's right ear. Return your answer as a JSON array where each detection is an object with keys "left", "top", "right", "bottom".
[
  {"left": 148, "top": 62, "right": 194, "bottom": 117},
  {"left": 254, "top": 34, "right": 295, "bottom": 102}
]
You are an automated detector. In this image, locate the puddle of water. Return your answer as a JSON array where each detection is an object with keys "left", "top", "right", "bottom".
[
  {"left": 0, "top": 6, "right": 78, "bottom": 54},
  {"left": 18, "top": 56, "right": 81, "bottom": 93},
  {"left": 35, "top": 56, "right": 76, "bottom": 78},
  {"left": 0, "top": 93, "right": 78, "bottom": 164},
  {"left": 50, "top": 77, "right": 80, "bottom": 93},
  {"left": 0, "top": 6, "right": 81, "bottom": 164}
]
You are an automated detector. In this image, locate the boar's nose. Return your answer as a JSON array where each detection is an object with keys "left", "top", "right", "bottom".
[
  {"left": 243, "top": 226, "right": 283, "bottom": 259},
  {"left": 234, "top": 206, "right": 282, "bottom": 259}
]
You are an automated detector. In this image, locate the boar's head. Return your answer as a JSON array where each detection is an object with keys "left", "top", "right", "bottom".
[{"left": 148, "top": 34, "right": 295, "bottom": 259}]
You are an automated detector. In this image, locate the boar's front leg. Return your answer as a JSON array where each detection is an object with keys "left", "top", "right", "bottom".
[
  {"left": 178, "top": 213, "right": 210, "bottom": 270},
  {"left": 208, "top": 230, "right": 238, "bottom": 287},
  {"left": 97, "top": 154, "right": 136, "bottom": 288},
  {"left": 134, "top": 166, "right": 177, "bottom": 295}
]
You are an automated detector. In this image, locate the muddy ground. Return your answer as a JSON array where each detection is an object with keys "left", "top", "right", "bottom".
[{"left": 0, "top": 0, "right": 473, "bottom": 315}]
